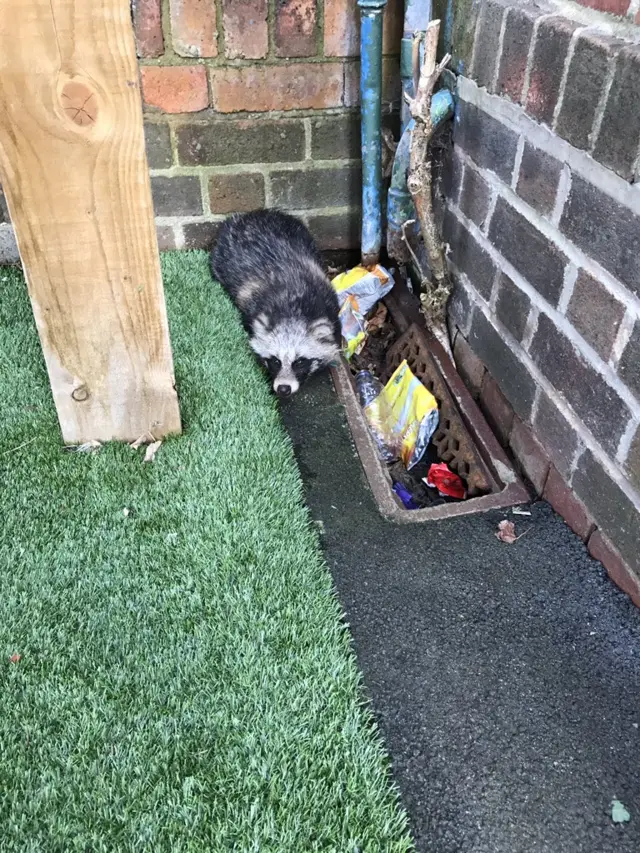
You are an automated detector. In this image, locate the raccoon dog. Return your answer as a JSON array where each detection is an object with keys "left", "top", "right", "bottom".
[{"left": 211, "top": 209, "right": 341, "bottom": 396}]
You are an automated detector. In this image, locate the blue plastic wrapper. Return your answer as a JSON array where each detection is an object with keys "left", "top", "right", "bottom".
[{"left": 392, "top": 481, "right": 420, "bottom": 510}]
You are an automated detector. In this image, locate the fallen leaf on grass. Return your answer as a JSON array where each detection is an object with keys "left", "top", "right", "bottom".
[
  {"left": 130, "top": 432, "right": 155, "bottom": 450},
  {"left": 143, "top": 440, "right": 162, "bottom": 463},
  {"left": 611, "top": 800, "right": 631, "bottom": 824},
  {"left": 496, "top": 519, "right": 532, "bottom": 544},
  {"left": 9, "top": 653, "right": 21, "bottom": 663}
]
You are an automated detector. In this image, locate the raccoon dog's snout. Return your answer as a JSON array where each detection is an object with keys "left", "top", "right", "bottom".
[{"left": 210, "top": 209, "right": 342, "bottom": 396}]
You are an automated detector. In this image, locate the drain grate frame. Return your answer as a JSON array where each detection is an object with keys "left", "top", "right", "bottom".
[{"left": 330, "top": 289, "right": 530, "bottom": 522}]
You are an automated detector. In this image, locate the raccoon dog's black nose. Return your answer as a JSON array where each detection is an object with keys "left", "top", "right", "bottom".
[{"left": 276, "top": 384, "right": 292, "bottom": 397}]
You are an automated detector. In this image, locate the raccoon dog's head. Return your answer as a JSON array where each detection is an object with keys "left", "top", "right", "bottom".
[{"left": 250, "top": 315, "right": 340, "bottom": 396}]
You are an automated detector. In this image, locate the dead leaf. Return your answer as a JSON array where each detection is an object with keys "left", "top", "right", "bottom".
[
  {"left": 496, "top": 519, "right": 531, "bottom": 544},
  {"left": 143, "top": 440, "right": 162, "bottom": 463},
  {"left": 130, "top": 432, "right": 155, "bottom": 450},
  {"left": 9, "top": 653, "right": 21, "bottom": 663},
  {"left": 122, "top": 507, "right": 130, "bottom": 517},
  {"left": 366, "top": 302, "right": 388, "bottom": 334},
  {"left": 496, "top": 519, "right": 518, "bottom": 544}
]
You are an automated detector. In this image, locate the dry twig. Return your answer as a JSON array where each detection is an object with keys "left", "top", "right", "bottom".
[{"left": 404, "top": 20, "right": 452, "bottom": 341}]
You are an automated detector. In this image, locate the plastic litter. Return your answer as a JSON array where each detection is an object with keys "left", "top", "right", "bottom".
[
  {"left": 356, "top": 361, "right": 439, "bottom": 470},
  {"left": 378, "top": 360, "right": 439, "bottom": 470},
  {"left": 392, "top": 481, "right": 420, "bottom": 509},
  {"left": 332, "top": 264, "right": 395, "bottom": 359},
  {"left": 356, "top": 370, "right": 400, "bottom": 463},
  {"left": 424, "top": 462, "right": 466, "bottom": 500}
]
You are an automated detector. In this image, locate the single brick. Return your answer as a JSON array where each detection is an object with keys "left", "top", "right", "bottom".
[
  {"left": 573, "top": 449, "right": 640, "bottom": 577},
  {"left": 510, "top": 417, "right": 550, "bottom": 494},
  {"left": 533, "top": 390, "right": 580, "bottom": 480},
  {"left": 209, "top": 173, "right": 265, "bottom": 214},
  {"left": 270, "top": 165, "right": 361, "bottom": 210},
  {"left": 530, "top": 313, "right": 631, "bottom": 454},
  {"left": 0, "top": 188, "right": 9, "bottom": 224},
  {"left": 516, "top": 143, "right": 563, "bottom": 217},
  {"left": 444, "top": 209, "right": 496, "bottom": 300},
  {"left": 140, "top": 66, "right": 209, "bottom": 114},
  {"left": 472, "top": 0, "right": 506, "bottom": 93},
  {"left": 323, "top": 0, "right": 358, "bottom": 56},
  {"left": 496, "top": 5, "right": 539, "bottom": 103},
  {"left": 223, "top": 0, "right": 268, "bottom": 59},
  {"left": 211, "top": 63, "right": 343, "bottom": 113},
  {"left": 156, "top": 225, "right": 176, "bottom": 251},
  {"left": 526, "top": 17, "right": 578, "bottom": 126},
  {"left": 480, "top": 373, "right": 515, "bottom": 446},
  {"left": 458, "top": 166, "right": 491, "bottom": 229},
  {"left": 310, "top": 114, "right": 360, "bottom": 160},
  {"left": 454, "top": 100, "right": 519, "bottom": 183},
  {"left": 454, "top": 332, "right": 486, "bottom": 399},
  {"left": 543, "top": 466, "right": 595, "bottom": 540},
  {"left": 176, "top": 120, "right": 305, "bottom": 166},
  {"left": 276, "top": 0, "right": 317, "bottom": 58},
  {"left": 144, "top": 122, "right": 173, "bottom": 169},
  {"left": 489, "top": 197, "right": 566, "bottom": 306},
  {"left": 470, "top": 310, "right": 537, "bottom": 421},
  {"left": 442, "top": 148, "right": 464, "bottom": 205},
  {"left": 617, "top": 321, "right": 640, "bottom": 400},
  {"left": 588, "top": 529, "right": 640, "bottom": 609},
  {"left": 555, "top": 33, "right": 620, "bottom": 151},
  {"left": 593, "top": 45, "right": 640, "bottom": 182},
  {"left": 307, "top": 211, "right": 360, "bottom": 250},
  {"left": 560, "top": 176, "right": 640, "bottom": 299},
  {"left": 151, "top": 176, "right": 203, "bottom": 217},
  {"left": 322, "top": 0, "right": 401, "bottom": 58},
  {"left": 494, "top": 273, "right": 530, "bottom": 341},
  {"left": 183, "top": 221, "right": 221, "bottom": 250},
  {"left": 170, "top": 0, "right": 217, "bottom": 58},
  {"left": 132, "top": 0, "right": 164, "bottom": 58},
  {"left": 575, "top": 0, "right": 630, "bottom": 14},
  {"left": 624, "top": 424, "right": 640, "bottom": 492},
  {"left": 567, "top": 270, "right": 625, "bottom": 361},
  {"left": 447, "top": 278, "right": 474, "bottom": 337}
]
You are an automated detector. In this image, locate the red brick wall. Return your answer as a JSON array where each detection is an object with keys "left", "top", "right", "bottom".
[
  {"left": 440, "top": 0, "right": 640, "bottom": 606},
  {"left": 133, "top": 0, "right": 403, "bottom": 251}
]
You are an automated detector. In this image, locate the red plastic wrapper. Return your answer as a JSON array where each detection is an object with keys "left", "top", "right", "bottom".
[{"left": 424, "top": 463, "right": 466, "bottom": 500}]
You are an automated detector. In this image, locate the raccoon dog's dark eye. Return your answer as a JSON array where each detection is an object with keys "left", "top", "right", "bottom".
[
  {"left": 265, "top": 356, "right": 281, "bottom": 369},
  {"left": 292, "top": 357, "right": 310, "bottom": 370}
]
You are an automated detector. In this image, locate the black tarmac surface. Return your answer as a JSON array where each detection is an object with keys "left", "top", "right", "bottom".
[{"left": 281, "top": 374, "right": 640, "bottom": 853}]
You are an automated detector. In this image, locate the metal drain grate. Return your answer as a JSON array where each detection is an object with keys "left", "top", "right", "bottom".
[{"left": 382, "top": 324, "right": 494, "bottom": 497}]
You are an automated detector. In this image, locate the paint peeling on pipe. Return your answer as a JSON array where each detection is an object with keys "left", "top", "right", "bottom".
[{"left": 359, "top": 0, "right": 387, "bottom": 267}]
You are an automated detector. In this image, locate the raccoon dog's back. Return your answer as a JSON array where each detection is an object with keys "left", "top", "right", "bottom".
[{"left": 210, "top": 210, "right": 341, "bottom": 396}]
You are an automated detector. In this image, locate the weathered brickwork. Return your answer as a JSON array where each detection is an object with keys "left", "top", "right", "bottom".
[
  {"left": 444, "top": 0, "right": 640, "bottom": 606},
  {"left": 131, "top": 0, "right": 403, "bottom": 251}
]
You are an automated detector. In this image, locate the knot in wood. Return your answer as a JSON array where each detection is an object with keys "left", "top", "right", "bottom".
[
  {"left": 72, "top": 384, "right": 90, "bottom": 402},
  {"left": 61, "top": 81, "right": 97, "bottom": 127}
]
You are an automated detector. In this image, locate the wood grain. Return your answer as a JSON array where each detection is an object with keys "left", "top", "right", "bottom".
[{"left": 0, "top": 0, "right": 181, "bottom": 443}]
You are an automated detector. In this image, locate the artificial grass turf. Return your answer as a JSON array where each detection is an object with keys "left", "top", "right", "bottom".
[{"left": 0, "top": 253, "right": 412, "bottom": 852}]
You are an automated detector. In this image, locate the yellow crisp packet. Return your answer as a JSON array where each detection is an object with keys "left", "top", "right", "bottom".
[
  {"left": 332, "top": 265, "right": 395, "bottom": 359},
  {"left": 378, "top": 360, "right": 439, "bottom": 469}
]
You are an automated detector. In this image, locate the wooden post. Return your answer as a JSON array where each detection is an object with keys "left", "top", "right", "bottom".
[{"left": 0, "top": 0, "right": 181, "bottom": 443}]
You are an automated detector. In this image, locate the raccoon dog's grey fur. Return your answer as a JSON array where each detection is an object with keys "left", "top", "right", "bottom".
[{"left": 211, "top": 209, "right": 341, "bottom": 396}]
